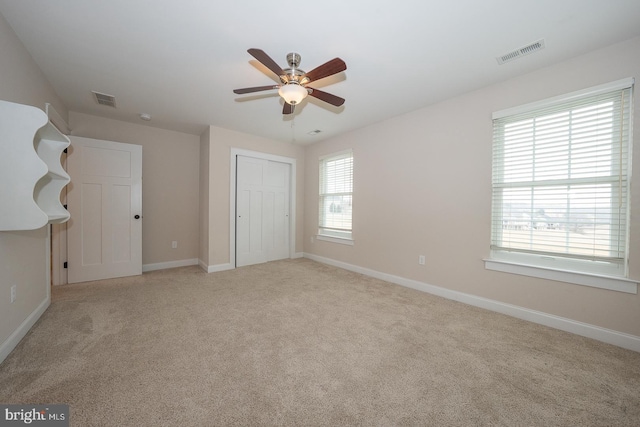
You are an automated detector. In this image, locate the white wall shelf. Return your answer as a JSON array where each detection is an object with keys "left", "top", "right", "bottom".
[{"left": 0, "top": 100, "right": 70, "bottom": 231}]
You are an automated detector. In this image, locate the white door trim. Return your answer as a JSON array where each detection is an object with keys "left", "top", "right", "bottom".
[{"left": 229, "top": 148, "right": 296, "bottom": 269}]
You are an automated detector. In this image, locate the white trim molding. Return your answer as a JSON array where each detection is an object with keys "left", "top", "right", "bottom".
[
  {"left": 142, "top": 258, "right": 199, "bottom": 273},
  {"left": 316, "top": 235, "right": 354, "bottom": 246},
  {"left": 199, "top": 260, "right": 234, "bottom": 273},
  {"left": 484, "top": 259, "right": 637, "bottom": 294},
  {"left": 304, "top": 253, "right": 640, "bottom": 353},
  {"left": 493, "top": 77, "right": 634, "bottom": 119}
]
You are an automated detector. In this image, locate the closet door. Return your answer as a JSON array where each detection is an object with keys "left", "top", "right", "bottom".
[
  {"left": 67, "top": 136, "right": 142, "bottom": 283},
  {"left": 236, "top": 156, "right": 290, "bottom": 267}
]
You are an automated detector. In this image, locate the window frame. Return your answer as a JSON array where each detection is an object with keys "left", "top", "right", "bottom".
[
  {"left": 317, "top": 149, "right": 354, "bottom": 244},
  {"left": 485, "top": 78, "right": 637, "bottom": 294}
]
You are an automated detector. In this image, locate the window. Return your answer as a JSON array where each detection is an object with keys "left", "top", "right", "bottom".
[
  {"left": 318, "top": 150, "right": 353, "bottom": 243},
  {"left": 489, "top": 79, "right": 634, "bottom": 283}
]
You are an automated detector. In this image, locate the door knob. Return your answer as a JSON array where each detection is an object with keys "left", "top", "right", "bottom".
[{"left": 134, "top": 215, "right": 141, "bottom": 219}]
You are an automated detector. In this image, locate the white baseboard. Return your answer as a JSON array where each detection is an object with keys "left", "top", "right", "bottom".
[
  {"left": 209, "top": 263, "right": 233, "bottom": 273},
  {"left": 0, "top": 296, "right": 50, "bottom": 365},
  {"left": 304, "top": 253, "right": 640, "bottom": 353},
  {"left": 203, "top": 263, "right": 234, "bottom": 273},
  {"left": 142, "top": 258, "right": 199, "bottom": 272},
  {"left": 201, "top": 256, "right": 303, "bottom": 272}
]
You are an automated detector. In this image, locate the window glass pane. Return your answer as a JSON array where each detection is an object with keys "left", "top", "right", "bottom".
[
  {"left": 319, "top": 151, "right": 353, "bottom": 238},
  {"left": 499, "top": 184, "right": 620, "bottom": 257},
  {"left": 491, "top": 84, "right": 632, "bottom": 274},
  {"left": 320, "top": 195, "right": 352, "bottom": 231}
]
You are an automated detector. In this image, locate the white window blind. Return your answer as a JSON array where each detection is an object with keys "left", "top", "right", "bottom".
[
  {"left": 491, "top": 81, "right": 633, "bottom": 277},
  {"left": 319, "top": 150, "right": 353, "bottom": 240}
]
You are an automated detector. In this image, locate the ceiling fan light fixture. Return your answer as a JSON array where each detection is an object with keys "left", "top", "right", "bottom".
[
  {"left": 278, "top": 83, "right": 308, "bottom": 105},
  {"left": 234, "top": 49, "right": 346, "bottom": 115}
]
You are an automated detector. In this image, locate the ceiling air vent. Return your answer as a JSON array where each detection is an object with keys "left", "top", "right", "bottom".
[
  {"left": 92, "top": 91, "right": 117, "bottom": 108},
  {"left": 497, "top": 39, "right": 545, "bottom": 65}
]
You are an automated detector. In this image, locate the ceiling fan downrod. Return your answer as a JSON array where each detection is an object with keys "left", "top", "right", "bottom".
[{"left": 286, "top": 52, "right": 301, "bottom": 69}]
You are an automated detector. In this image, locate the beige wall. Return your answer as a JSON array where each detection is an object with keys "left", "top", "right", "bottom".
[
  {"left": 304, "top": 36, "right": 640, "bottom": 337},
  {"left": 0, "top": 13, "right": 68, "bottom": 356},
  {"left": 204, "top": 126, "right": 305, "bottom": 268},
  {"left": 69, "top": 112, "right": 200, "bottom": 266},
  {"left": 0, "top": 15, "right": 67, "bottom": 122}
]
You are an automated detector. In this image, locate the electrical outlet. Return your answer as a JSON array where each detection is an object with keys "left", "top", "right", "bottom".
[
  {"left": 171, "top": 241, "right": 178, "bottom": 249},
  {"left": 10, "top": 285, "right": 16, "bottom": 303},
  {"left": 418, "top": 255, "right": 426, "bottom": 265}
]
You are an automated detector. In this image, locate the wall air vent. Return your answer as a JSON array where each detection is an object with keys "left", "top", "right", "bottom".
[
  {"left": 497, "top": 39, "right": 545, "bottom": 65},
  {"left": 92, "top": 91, "right": 117, "bottom": 108}
]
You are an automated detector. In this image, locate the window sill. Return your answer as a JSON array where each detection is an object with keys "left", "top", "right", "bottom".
[
  {"left": 316, "top": 235, "right": 354, "bottom": 246},
  {"left": 484, "top": 259, "right": 637, "bottom": 294}
]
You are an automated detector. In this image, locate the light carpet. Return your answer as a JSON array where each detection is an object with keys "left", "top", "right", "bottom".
[{"left": 1, "top": 258, "right": 639, "bottom": 426}]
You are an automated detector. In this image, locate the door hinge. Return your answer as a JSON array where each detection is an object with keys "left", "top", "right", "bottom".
[{"left": 63, "top": 262, "right": 68, "bottom": 269}]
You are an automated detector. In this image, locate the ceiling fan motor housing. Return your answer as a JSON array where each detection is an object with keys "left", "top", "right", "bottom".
[
  {"left": 281, "top": 53, "right": 309, "bottom": 85},
  {"left": 280, "top": 69, "right": 308, "bottom": 85}
]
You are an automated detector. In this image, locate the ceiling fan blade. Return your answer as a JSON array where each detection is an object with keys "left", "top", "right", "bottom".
[
  {"left": 247, "top": 48, "right": 285, "bottom": 77},
  {"left": 283, "top": 102, "right": 295, "bottom": 115},
  {"left": 233, "top": 85, "right": 279, "bottom": 94},
  {"left": 304, "top": 58, "right": 347, "bottom": 82},
  {"left": 308, "top": 88, "right": 345, "bottom": 107}
]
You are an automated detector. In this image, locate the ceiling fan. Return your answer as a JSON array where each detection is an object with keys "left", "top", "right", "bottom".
[{"left": 233, "top": 48, "right": 347, "bottom": 115}]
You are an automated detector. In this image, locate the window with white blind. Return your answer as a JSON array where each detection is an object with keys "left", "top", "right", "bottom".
[
  {"left": 318, "top": 150, "right": 353, "bottom": 243},
  {"left": 488, "top": 79, "right": 635, "bottom": 289}
]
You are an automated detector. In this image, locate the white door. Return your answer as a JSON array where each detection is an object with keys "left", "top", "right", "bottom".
[
  {"left": 66, "top": 136, "right": 142, "bottom": 283},
  {"left": 236, "top": 156, "right": 290, "bottom": 267}
]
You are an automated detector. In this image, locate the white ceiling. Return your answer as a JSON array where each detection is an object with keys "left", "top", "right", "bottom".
[{"left": 1, "top": 1, "right": 640, "bottom": 145}]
